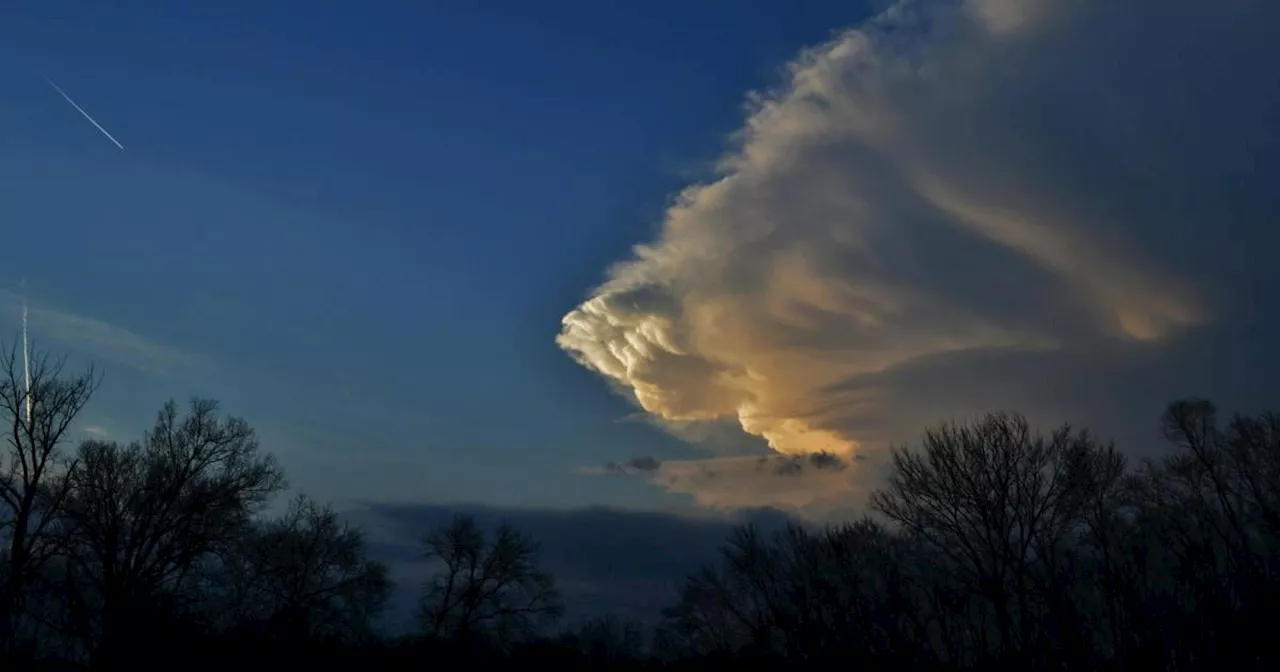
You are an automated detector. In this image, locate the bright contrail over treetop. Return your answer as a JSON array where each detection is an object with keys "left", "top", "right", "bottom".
[{"left": 45, "top": 77, "right": 124, "bottom": 150}]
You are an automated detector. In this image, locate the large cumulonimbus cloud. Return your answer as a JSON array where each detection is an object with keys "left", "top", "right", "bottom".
[{"left": 559, "top": 0, "right": 1280, "bottom": 511}]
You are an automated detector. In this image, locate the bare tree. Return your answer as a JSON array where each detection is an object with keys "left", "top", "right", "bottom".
[
  {"left": 870, "top": 412, "right": 1117, "bottom": 663},
  {"left": 572, "top": 615, "right": 648, "bottom": 663},
  {"left": 216, "top": 494, "right": 390, "bottom": 640},
  {"left": 59, "top": 398, "right": 285, "bottom": 663},
  {"left": 1118, "top": 399, "right": 1280, "bottom": 666},
  {"left": 1152, "top": 399, "right": 1280, "bottom": 571},
  {"left": 0, "top": 344, "right": 97, "bottom": 652},
  {"left": 655, "top": 565, "right": 748, "bottom": 659},
  {"left": 417, "top": 514, "right": 563, "bottom": 646},
  {"left": 659, "top": 519, "right": 923, "bottom": 665},
  {"left": 657, "top": 529, "right": 772, "bottom": 659}
]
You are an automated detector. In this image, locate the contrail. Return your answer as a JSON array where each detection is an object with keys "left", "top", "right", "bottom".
[
  {"left": 20, "top": 278, "right": 31, "bottom": 426},
  {"left": 45, "top": 77, "right": 125, "bottom": 150}
]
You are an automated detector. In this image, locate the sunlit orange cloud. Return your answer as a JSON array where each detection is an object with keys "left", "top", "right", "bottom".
[{"left": 559, "top": 0, "right": 1226, "bottom": 513}]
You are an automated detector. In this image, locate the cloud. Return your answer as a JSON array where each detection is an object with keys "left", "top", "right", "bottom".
[
  {"left": 599, "top": 454, "right": 884, "bottom": 517},
  {"left": 615, "top": 412, "right": 770, "bottom": 455},
  {"left": 0, "top": 290, "right": 203, "bottom": 376},
  {"left": 582, "top": 451, "right": 879, "bottom": 516},
  {"left": 350, "top": 502, "right": 799, "bottom": 629},
  {"left": 580, "top": 455, "right": 664, "bottom": 476},
  {"left": 558, "top": 0, "right": 1280, "bottom": 511}
]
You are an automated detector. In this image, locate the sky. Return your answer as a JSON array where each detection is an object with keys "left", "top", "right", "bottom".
[
  {"left": 0, "top": 0, "right": 871, "bottom": 513},
  {"left": 2, "top": 0, "right": 1279, "bottom": 622}
]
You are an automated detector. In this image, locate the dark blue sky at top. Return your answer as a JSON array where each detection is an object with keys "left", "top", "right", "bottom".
[{"left": 0, "top": 1, "right": 873, "bottom": 510}]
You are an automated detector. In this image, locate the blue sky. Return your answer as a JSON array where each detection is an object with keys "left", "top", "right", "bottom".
[{"left": 0, "top": 1, "right": 875, "bottom": 511}]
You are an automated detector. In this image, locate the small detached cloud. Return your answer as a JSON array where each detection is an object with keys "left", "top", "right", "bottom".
[
  {"left": 770, "top": 450, "right": 853, "bottom": 477},
  {"left": 582, "top": 451, "right": 884, "bottom": 517},
  {"left": 579, "top": 455, "right": 664, "bottom": 476}
]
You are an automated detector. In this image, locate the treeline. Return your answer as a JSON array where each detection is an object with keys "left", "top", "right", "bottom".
[{"left": 2, "top": 345, "right": 1279, "bottom": 669}]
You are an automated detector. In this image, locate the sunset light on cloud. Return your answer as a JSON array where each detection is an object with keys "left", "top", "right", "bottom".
[{"left": 559, "top": 0, "right": 1252, "bottom": 513}]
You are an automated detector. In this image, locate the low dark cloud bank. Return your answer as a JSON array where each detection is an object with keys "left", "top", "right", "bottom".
[{"left": 350, "top": 503, "right": 797, "bottom": 630}]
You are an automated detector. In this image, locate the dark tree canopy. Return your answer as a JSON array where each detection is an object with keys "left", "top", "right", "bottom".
[
  {"left": 417, "top": 514, "right": 564, "bottom": 647},
  {"left": 59, "top": 398, "right": 286, "bottom": 664},
  {"left": 869, "top": 412, "right": 1123, "bottom": 661},
  {"left": 0, "top": 344, "right": 97, "bottom": 656},
  {"left": 0, "top": 347, "right": 1275, "bottom": 671},
  {"left": 214, "top": 494, "right": 391, "bottom": 640}
]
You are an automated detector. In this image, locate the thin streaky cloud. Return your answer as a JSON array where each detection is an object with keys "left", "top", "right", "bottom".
[
  {"left": 82, "top": 425, "right": 110, "bottom": 437},
  {"left": 0, "top": 290, "right": 200, "bottom": 376},
  {"left": 45, "top": 77, "right": 125, "bottom": 150}
]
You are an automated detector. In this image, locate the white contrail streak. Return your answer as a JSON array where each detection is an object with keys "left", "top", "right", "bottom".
[
  {"left": 45, "top": 77, "right": 125, "bottom": 150},
  {"left": 20, "top": 278, "right": 31, "bottom": 426}
]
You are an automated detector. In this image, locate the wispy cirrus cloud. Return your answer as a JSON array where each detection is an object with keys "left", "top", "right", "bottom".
[{"left": 0, "top": 289, "right": 204, "bottom": 376}]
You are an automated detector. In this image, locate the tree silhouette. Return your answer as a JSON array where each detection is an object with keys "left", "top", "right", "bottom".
[
  {"left": 59, "top": 398, "right": 286, "bottom": 665},
  {"left": 653, "top": 403, "right": 1280, "bottom": 670},
  {"left": 0, "top": 344, "right": 97, "bottom": 655},
  {"left": 215, "top": 494, "right": 391, "bottom": 641},
  {"left": 869, "top": 412, "right": 1119, "bottom": 663},
  {"left": 0, "top": 347, "right": 1275, "bottom": 672},
  {"left": 417, "top": 514, "right": 563, "bottom": 647},
  {"left": 569, "top": 615, "right": 649, "bottom": 663},
  {"left": 658, "top": 518, "right": 924, "bottom": 665},
  {"left": 1115, "top": 399, "right": 1280, "bottom": 667}
]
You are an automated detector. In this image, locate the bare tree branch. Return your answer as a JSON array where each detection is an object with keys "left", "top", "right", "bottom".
[
  {"left": 0, "top": 341, "right": 97, "bottom": 653},
  {"left": 59, "top": 398, "right": 285, "bottom": 663},
  {"left": 417, "top": 514, "right": 563, "bottom": 647}
]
